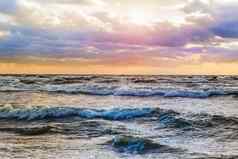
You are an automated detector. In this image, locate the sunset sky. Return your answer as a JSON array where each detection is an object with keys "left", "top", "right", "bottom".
[{"left": 0, "top": 0, "right": 238, "bottom": 74}]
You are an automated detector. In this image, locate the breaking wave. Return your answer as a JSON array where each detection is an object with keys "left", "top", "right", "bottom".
[
  {"left": 1, "top": 105, "right": 238, "bottom": 142},
  {"left": 1, "top": 75, "right": 238, "bottom": 98},
  {"left": 21, "top": 83, "right": 236, "bottom": 98},
  {"left": 1, "top": 105, "right": 238, "bottom": 130},
  {"left": 0, "top": 105, "right": 156, "bottom": 121},
  {"left": 51, "top": 87, "right": 238, "bottom": 98}
]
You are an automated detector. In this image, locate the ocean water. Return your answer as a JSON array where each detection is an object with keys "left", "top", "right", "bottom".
[{"left": 0, "top": 75, "right": 238, "bottom": 159}]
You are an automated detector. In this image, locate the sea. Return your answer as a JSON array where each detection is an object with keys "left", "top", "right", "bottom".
[{"left": 0, "top": 75, "right": 238, "bottom": 159}]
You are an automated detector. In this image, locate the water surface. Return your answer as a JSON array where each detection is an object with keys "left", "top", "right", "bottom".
[{"left": 0, "top": 75, "right": 238, "bottom": 159}]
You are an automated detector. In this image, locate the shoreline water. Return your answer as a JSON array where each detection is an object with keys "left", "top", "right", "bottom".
[{"left": 0, "top": 75, "right": 237, "bottom": 159}]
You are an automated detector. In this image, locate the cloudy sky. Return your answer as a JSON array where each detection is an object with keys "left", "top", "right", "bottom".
[{"left": 0, "top": 0, "right": 238, "bottom": 74}]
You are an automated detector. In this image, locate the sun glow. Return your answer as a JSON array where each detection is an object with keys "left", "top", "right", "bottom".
[{"left": 128, "top": 9, "right": 152, "bottom": 25}]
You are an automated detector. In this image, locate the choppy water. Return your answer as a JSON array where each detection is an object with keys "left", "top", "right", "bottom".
[{"left": 0, "top": 75, "right": 238, "bottom": 159}]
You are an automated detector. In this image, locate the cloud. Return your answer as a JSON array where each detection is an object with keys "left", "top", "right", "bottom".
[
  {"left": 183, "top": 0, "right": 211, "bottom": 14},
  {"left": 210, "top": 3, "right": 238, "bottom": 38},
  {"left": 0, "top": 0, "right": 17, "bottom": 14},
  {"left": 0, "top": 0, "right": 238, "bottom": 73},
  {"left": 0, "top": 20, "right": 213, "bottom": 57},
  {"left": 0, "top": 30, "right": 10, "bottom": 39},
  {"left": 34, "top": 0, "right": 105, "bottom": 6},
  {"left": 183, "top": 0, "right": 238, "bottom": 38}
]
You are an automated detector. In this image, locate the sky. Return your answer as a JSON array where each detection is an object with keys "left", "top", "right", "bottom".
[{"left": 0, "top": 0, "right": 238, "bottom": 74}]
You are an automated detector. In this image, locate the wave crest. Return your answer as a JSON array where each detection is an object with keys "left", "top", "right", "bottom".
[
  {"left": 106, "top": 135, "right": 182, "bottom": 154},
  {"left": 0, "top": 106, "right": 156, "bottom": 121}
]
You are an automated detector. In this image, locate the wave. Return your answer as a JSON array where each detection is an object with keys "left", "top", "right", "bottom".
[
  {"left": 155, "top": 111, "right": 238, "bottom": 140},
  {"left": 0, "top": 106, "right": 156, "bottom": 121},
  {"left": 1, "top": 105, "right": 238, "bottom": 129},
  {"left": 15, "top": 75, "right": 100, "bottom": 85},
  {"left": 129, "top": 78, "right": 158, "bottom": 83},
  {"left": 0, "top": 120, "right": 126, "bottom": 137},
  {"left": 1, "top": 75, "right": 238, "bottom": 98},
  {"left": 1, "top": 105, "right": 238, "bottom": 141},
  {"left": 0, "top": 126, "right": 52, "bottom": 136},
  {"left": 158, "top": 113, "right": 192, "bottom": 129},
  {"left": 163, "top": 90, "right": 230, "bottom": 98},
  {"left": 105, "top": 135, "right": 182, "bottom": 154},
  {"left": 48, "top": 86, "right": 238, "bottom": 98}
]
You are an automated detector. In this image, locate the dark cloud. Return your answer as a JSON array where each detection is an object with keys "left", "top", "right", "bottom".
[{"left": 211, "top": 21, "right": 238, "bottom": 38}]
